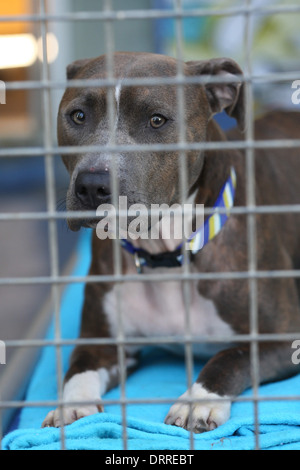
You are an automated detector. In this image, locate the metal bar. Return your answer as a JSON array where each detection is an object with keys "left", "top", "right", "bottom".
[
  {"left": 4, "top": 69, "right": 300, "bottom": 92},
  {"left": 1, "top": 392, "right": 300, "bottom": 411},
  {"left": 1, "top": 137, "right": 299, "bottom": 159},
  {"left": 0, "top": 3, "right": 299, "bottom": 24},
  {"left": 1, "top": 268, "right": 300, "bottom": 288},
  {"left": 103, "top": 0, "right": 128, "bottom": 450},
  {"left": 174, "top": 0, "right": 195, "bottom": 450},
  {"left": 3, "top": 330, "right": 300, "bottom": 349},
  {"left": 244, "top": 0, "right": 260, "bottom": 449},
  {"left": 39, "top": 0, "right": 66, "bottom": 450},
  {"left": 1, "top": 204, "right": 300, "bottom": 224}
]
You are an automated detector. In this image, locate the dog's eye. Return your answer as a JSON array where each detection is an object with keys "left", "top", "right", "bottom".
[
  {"left": 70, "top": 110, "right": 86, "bottom": 125},
  {"left": 150, "top": 114, "right": 167, "bottom": 129}
]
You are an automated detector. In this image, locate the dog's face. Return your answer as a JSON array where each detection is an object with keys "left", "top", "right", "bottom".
[{"left": 58, "top": 52, "right": 244, "bottom": 231}]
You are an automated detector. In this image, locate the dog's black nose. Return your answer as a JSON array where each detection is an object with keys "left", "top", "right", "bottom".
[{"left": 75, "top": 171, "right": 111, "bottom": 208}]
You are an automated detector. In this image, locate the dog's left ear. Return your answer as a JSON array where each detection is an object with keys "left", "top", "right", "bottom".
[{"left": 186, "top": 58, "right": 245, "bottom": 131}]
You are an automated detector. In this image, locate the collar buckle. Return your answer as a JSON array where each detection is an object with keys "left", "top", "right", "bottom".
[{"left": 134, "top": 252, "right": 143, "bottom": 274}]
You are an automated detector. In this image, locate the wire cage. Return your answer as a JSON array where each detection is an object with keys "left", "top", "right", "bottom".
[{"left": 0, "top": 0, "right": 300, "bottom": 451}]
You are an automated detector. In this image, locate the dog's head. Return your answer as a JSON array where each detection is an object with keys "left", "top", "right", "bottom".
[{"left": 58, "top": 52, "right": 244, "bottom": 231}]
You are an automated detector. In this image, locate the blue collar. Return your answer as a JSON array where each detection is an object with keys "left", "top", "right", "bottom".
[{"left": 121, "top": 167, "right": 237, "bottom": 273}]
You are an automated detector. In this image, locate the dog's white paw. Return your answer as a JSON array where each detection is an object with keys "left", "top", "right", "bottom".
[
  {"left": 42, "top": 370, "right": 104, "bottom": 428},
  {"left": 42, "top": 404, "right": 101, "bottom": 428},
  {"left": 165, "top": 383, "right": 231, "bottom": 433}
]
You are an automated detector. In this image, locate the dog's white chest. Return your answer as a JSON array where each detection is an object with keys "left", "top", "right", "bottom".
[{"left": 103, "top": 267, "right": 234, "bottom": 357}]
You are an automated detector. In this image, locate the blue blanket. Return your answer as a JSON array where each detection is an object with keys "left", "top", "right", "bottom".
[{"left": 3, "top": 231, "right": 300, "bottom": 450}]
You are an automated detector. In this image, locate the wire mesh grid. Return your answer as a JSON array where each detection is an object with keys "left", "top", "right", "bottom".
[{"left": 0, "top": 0, "right": 300, "bottom": 451}]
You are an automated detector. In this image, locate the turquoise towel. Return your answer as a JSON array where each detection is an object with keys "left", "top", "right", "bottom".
[{"left": 3, "top": 230, "right": 300, "bottom": 450}]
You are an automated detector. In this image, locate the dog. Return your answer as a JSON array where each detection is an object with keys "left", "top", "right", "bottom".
[{"left": 42, "top": 52, "right": 300, "bottom": 432}]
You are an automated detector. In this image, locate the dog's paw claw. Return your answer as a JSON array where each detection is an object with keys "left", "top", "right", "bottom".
[
  {"left": 207, "top": 418, "right": 217, "bottom": 431},
  {"left": 41, "top": 405, "right": 101, "bottom": 428},
  {"left": 165, "top": 383, "right": 231, "bottom": 433}
]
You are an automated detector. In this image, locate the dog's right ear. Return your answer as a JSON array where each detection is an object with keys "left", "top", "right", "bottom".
[{"left": 66, "top": 58, "right": 92, "bottom": 80}]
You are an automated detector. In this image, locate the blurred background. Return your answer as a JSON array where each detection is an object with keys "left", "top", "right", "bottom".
[{"left": 0, "top": 0, "right": 299, "bottom": 429}]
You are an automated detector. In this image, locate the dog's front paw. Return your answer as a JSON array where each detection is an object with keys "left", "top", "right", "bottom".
[
  {"left": 165, "top": 383, "right": 231, "bottom": 433},
  {"left": 42, "top": 404, "right": 102, "bottom": 428}
]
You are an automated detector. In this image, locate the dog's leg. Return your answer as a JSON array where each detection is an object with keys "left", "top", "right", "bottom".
[
  {"left": 165, "top": 275, "right": 300, "bottom": 433},
  {"left": 165, "top": 341, "right": 296, "bottom": 433},
  {"left": 42, "top": 282, "right": 137, "bottom": 428},
  {"left": 42, "top": 345, "right": 136, "bottom": 428}
]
